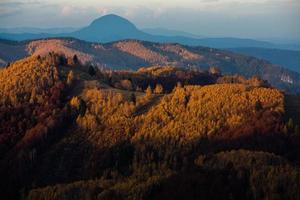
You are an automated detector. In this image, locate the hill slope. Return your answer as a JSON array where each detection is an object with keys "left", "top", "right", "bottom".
[
  {"left": 1, "top": 54, "right": 300, "bottom": 200},
  {"left": 0, "top": 38, "right": 300, "bottom": 93}
]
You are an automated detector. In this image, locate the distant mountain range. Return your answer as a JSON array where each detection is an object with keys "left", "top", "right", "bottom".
[
  {"left": 1, "top": 14, "right": 299, "bottom": 73},
  {"left": 0, "top": 14, "right": 297, "bottom": 50},
  {"left": 142, "top": 28, "right": 204, "bottom": 39},
  {"left": 230, "top": 48, "right": 300, "bottom": 73},
  {"left": 0, "top": 14, "right": 299, "bottom": 86},
  {"left": 0, "top": 38, "right": 299, "bottom": 93},
  {"left": 0, "top": 27, "right": 79, "bottom": 34}
]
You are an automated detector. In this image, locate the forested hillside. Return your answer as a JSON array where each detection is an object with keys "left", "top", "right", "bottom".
[
  {"left": 0, "top": 38, "right": 300, "bottom": 94},
  {"left": 1, "top": 54, "right": 300, "bottom": 200}
]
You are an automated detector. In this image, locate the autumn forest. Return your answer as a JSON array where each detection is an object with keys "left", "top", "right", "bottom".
[{"left": 0, "top": 52, "right": 299, "bottom": 200}]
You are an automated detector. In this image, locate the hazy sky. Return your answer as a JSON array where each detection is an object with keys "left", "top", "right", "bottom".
[{"left": 0, "top": 0, "right": 299, "bottom": 40}]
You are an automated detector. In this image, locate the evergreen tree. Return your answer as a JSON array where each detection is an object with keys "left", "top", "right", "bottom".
[
  {"left": 73, "top": 54, "right": 79, "bottom": 64},
  {"left": 5, "top": 62, "right": 10, "bottom": 68},
  {"left": 130, "top": 93, "right": 136, "bottom": 104},
  {"left": 255, "top": 100, "right": 263, "bottom": 111},
  {"left": 88, "top": 65, "right": 96, "bottom": 76}
]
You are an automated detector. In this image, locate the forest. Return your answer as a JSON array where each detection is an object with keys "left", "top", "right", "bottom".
[{"left": 0, "top": 53, "right": 300, "bottom": 200}]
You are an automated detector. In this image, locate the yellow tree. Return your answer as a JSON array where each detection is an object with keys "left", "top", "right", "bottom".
[
  {"left": 67, "top": 70, "right": 75, "bottom": 86},
  {"left": 209, "top": 66, "right": 221, "bottom": 75},
  {"left": 145, "top": 85, "right": 152, "bottom": 96},
  {"left": 154, "top": 84, "right": 164, "bottom": 94}
]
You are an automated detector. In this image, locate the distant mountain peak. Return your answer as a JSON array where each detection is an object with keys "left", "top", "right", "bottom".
[
  {"left": 72, "top": 14, "right": 145, "bottom": 42},
  {"left": 89, "top": 14, "right": 137, "bottom": 30},
  {"left": 94, "top": 14, "right": 126, "bottom": 20}
]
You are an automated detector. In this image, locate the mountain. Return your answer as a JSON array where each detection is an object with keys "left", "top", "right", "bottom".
[
  {"left": 230, "top": 47, "right": 300, "bottom": 73},
  {"left": 0, "top": 38, "right": 300, "bottom": 93},
  {"left": 1, "top": 53, "right": 300, "bottom": 199},
  {"left": 1, "top": 14, "right": 299, "bottom": 70},
  {"left": 71, "top": 14, "right": 150, "bottom": 42},
  {"left": 0, "top": 14, "right": 290, "bottom": 49}
]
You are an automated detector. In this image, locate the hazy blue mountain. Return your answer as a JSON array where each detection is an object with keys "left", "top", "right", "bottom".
[
  {"left": 0, "top": 27, "right": 79, "bottom": 34},
  {"left": 68, "top": 15, "right": 279, "bottom": 49},
  {"left": 70, "top": 14, "right": 151, "bottom": 42},
  {"left": 275, "top": 44, "right": 300, "bottom": 51},
  {"left": 0, "top": 14, "right": 297, "bottom": 50},
  {"left": 0, "top": 32, "right": 58, "bottom": 41},
  {"left": 230, "top": 47, "right": 300, "bottom": 73},
  {"left": 142, "top": 28, "right": 204, "bottom": 38}
]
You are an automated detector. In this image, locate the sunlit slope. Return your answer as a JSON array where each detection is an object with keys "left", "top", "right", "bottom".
[
  {"left": 133, "top": 84, "right": 284, "bottom": 143},
  {"left": 0, "top": 55, "right": 61, "bottom": 105},
  {"left": 1, "top": 54, "right": 299, "bottom": 200}
]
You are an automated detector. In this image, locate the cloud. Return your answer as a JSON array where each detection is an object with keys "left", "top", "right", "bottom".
[
  {"left": 96, "top": 8, "right": 109, "bottom": 16},
  {"left": 61, "top": 6, "right": 73, "bottom": 16},
  {"left": 60, "top": 4, "right": 94, "bottom": 18}
]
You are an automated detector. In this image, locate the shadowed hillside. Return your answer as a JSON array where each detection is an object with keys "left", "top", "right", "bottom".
[{"left": 230, "top": 47, "right": 300, "bottom": 73}]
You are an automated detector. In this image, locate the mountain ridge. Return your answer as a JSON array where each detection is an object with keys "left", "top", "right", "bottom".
[
  {"left": 142, "top": 27, "right": 204, "bottom": 38},
  {"left": 230, "top": 47, "right": 300, "bottom": 73},
  {"left": 0, "top": 14, "right": 291, "bottom": 50},
  {"left": 0, "top": 37, "right": 299, "bottom": 93}
]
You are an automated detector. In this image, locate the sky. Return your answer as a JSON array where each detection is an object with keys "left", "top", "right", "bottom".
[{"left": 0, "top": 0, "right": 299, "bottom": 41}]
